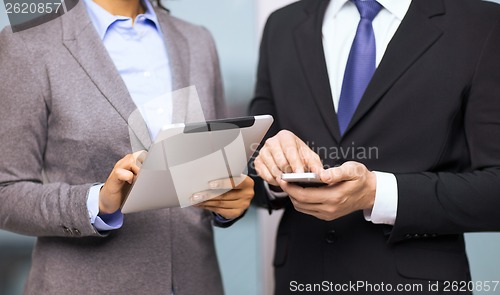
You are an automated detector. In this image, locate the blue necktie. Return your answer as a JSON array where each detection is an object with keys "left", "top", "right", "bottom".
[{"left": 337, "top": 0, "right": 382, "bottom": 136}]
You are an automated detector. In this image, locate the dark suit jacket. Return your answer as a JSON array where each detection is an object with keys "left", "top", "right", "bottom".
[{"left": 250, "top": 0, "right": 500, "bottom": 293}]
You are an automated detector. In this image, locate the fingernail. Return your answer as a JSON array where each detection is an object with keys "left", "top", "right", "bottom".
[
  {"left": 209, "top": 181, "right": 220, "bottom": 189},
  {"left": 191, "top": 194, "right": 204, "bottom": 204}
]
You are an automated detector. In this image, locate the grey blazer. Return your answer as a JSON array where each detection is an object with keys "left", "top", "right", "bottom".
[{"left": 0, "top": 1, "right": 227, "bottom": 294}]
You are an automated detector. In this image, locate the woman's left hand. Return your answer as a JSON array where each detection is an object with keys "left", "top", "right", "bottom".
[{"left": 193, "top": 175, "right": 254, "bottom": 220}]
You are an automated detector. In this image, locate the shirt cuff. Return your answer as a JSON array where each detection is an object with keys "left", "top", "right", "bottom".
[
  {"left": 213, "top": 212, "right": 234, "bottom": 224},
  {"left": 363, "top": 171, "right": 398, "bottom": 225},
  {"left": 263, "top": 181, "right": 288, "bottom": 200},
  {"left": 87, "top": 184, "right": 123, "bottom": 231}
]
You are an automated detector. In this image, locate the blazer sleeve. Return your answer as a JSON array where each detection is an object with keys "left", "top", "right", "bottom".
[
  {"left": 389, "top": 19, "right": 500, "bottom": 243},
  {"left": 0, "top": 28, "right": 101, "bottom": 238}
]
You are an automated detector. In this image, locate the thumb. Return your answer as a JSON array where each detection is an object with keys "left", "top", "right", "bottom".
[{"left": 320, "top": 167, "right": 343, "bottom": 184}]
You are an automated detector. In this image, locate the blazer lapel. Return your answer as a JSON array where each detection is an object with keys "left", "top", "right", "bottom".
[
  {"left": 61, "top": 1, "right": 152, "bottom": 150},
  {"left": 294, "top": 0, "right": 342, "bottom": 144},
  {"left": 344, "top": 0, "right": 445, "bottom": 135},
  {"left": 155, "top": 9, "right": 191, "bottom": 124}
]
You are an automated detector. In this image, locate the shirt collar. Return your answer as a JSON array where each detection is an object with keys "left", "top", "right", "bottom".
[
  {"left": 83, "top": 0, "right": 161, "bottom": 40},
  {"left": 327, "top": 0, "right": 412, "bottom": 21},
  {"left": 378, "top": 0, "right": 412, "bottom": 20}
]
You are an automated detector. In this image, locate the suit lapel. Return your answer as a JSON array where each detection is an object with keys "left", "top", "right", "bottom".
[
  {"left": 155, "top": 9, "right": 191, "bottom": 124},
  {"left": 294, "top": 0, "right": 342, "bottom": 144},
  {"left": 344, "top": 0, "right": 445, "bottom": 135},
  {"left": 61, "top": 1, "right": 152, "bottom": 150}
]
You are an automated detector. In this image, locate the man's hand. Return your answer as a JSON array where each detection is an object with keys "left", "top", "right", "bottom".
[
  {"left": 193, "top": 175, "right": 254, "bottom": 220},
  {"left": 254, "top": 130, "right": 323, "bottom": 186},
  {"left": 99, "top": 150, "right": 147, "bottom": 214},
  {"left": 276, "top": 161, "right": 377, "bottom": 221}
]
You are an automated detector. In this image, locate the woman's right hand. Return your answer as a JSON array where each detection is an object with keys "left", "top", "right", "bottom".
[{"left": 99, "top": 150, "right": 147, "bottom": 214}]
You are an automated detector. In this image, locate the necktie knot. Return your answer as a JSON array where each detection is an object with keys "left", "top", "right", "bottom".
[{"left": 352, "top": 0, "right": 382, "bottom": 21}]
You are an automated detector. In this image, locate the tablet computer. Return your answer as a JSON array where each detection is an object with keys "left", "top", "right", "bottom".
[{"left": 121, "top": 115, "right": 273, "bottom": 214}]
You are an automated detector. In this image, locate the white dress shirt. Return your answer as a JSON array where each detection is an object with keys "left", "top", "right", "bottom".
[{"left": 323, "top": 0, "right": 412, "bottom": 225}]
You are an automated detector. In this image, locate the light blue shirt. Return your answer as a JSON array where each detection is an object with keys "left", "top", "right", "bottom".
[{"left": 83, "top": 0, "right": 172, "bottom": 231}]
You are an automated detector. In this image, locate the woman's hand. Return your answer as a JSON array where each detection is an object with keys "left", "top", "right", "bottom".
[
  {"left": 193, "top": 175, "right": 254, "bottom": 220},
  {"left": 99, "top": 150, "right": 147, "bottom": 214}
]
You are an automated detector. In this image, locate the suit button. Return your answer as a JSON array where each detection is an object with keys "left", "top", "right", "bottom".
[
  {"left": 405, "top": 234, "right": 412, "bottom": 239},
  {"left": 325, "top": 230, "right": 336, "bottom": 244},
  {"left": 414, "top": 234, "right": 420, "bottom": 238}
]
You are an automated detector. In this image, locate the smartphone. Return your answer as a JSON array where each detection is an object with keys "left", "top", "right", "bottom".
[{"left": 281, "top": 173, "right": 327, "bottom": 187}]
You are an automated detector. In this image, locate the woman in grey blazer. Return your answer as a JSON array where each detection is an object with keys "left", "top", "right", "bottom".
[{"left": 0, "top": 0, "right": 253, "bottom": 294}]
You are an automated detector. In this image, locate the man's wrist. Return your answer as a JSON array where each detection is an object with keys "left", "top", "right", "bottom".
[
  {"left": 364, "top": 171, "right": 398, "bottom": 225},
  {"left": 365, "top": 171, "right": 377, "bottom": 210}
]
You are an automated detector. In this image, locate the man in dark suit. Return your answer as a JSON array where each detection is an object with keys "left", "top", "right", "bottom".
[{"left": 250, "top": 0, "right": 500, "bottom": 293}]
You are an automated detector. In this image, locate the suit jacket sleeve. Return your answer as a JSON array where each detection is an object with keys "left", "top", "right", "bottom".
[
  {"left": 390, "top": 18, "right": 500, "bottom": 243},
  {"left": 249, "top": 15, "right": 291, "bottom": 212},
  {"left": 0, "top": 28, "right": 101, "bottom": 238}
]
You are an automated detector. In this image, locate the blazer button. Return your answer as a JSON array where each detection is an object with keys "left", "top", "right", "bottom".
[
  {"left": 405, "top": 234, "right": 412, "bottom": 239},
  {"left": 325, "top": 230, "right": 336, "bottom": 244}
]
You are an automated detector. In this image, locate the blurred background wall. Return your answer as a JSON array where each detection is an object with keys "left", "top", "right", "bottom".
[{"left": 1, "top": 1, "right": 500, "bottom": 294}]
